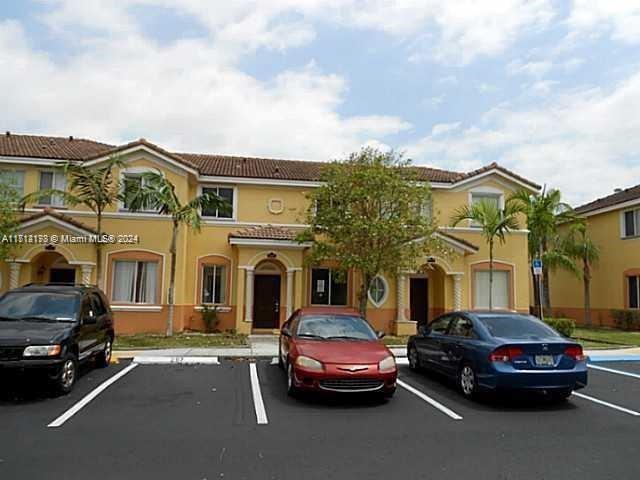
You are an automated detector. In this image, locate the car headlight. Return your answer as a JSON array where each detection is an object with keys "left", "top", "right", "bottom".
[
  {"left": 378, "top": 355, "right": 396, "bottom": 372},
  {"left": 23, "top": 345, "right": 62, "bottom": 357},
  {"left": 295, "top": 355, "right": 324, "bottom": 371}
]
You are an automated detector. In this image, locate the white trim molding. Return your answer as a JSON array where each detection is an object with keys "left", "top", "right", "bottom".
[
  {"left": 110, "top": 305, "right": 163, "bottom": 312},
  {"left": 229, "top": 238, "right": 311, "bottom": 249}
]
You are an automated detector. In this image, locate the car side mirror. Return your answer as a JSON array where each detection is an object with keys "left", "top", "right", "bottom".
[
  {"left": 418, "top": 324, "right": 430, "bottom": 336},
  {"left": 281, "top": 327, "right": 291, "bottom": 337},
  {"left": 376, "top": 331, "right": 385, "bottom": 339}
]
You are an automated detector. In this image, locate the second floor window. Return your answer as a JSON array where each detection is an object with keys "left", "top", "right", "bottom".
[
  {"left": 202, "top": 186, "right": 234, "bottom": 219},
  {"left": 39, "top": 170, "right": 66, "bottom": 206},
  {"left": 623, "top": 208, "right": 640, "bottom": 238},
  {"left": 311, "top": 268, "right": 347, "bottom": 306},
  {"left": 470, "top": 192, "right": 502, "bottom": 227},
  {"left": 629, "top": 275, "right": 639, "bottom": 309},
  {"left": 0, "top": 170, "right": 25, "bottom": 197}
]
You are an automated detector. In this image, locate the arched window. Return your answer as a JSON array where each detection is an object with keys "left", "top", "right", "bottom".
[{"left": 368, "top": 275, "right": 388, "bottom": 307}]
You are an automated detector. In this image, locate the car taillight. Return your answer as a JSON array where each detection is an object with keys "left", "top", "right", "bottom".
[
  {"left": 489, "top": 346, "right": 524, "bottom": 362},
  {"left": 564, "top": 345, "right": 587, "bottom": 362}
]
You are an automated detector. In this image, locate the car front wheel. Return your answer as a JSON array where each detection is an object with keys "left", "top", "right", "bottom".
[
  {"left": 55, "top": 354, "right": 78, "bottom": 395},
  {"left": 408, "top": 345, "right": 420, "bottom": 371},
  {"left": 96, "top": 338, "right": 112, "bottom": 368},
  {"left": 459, "top": 364, "right": 478, "bottom": 399},
  {"left": 286, "top": 361, "right": 298, "bottom": 397}
]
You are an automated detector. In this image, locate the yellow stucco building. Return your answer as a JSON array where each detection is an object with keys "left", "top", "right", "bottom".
[
  {"left": 549, "top": 185, "right": 640, "bottom": 326},
  {"left": 0, "top": 133, "right": 538, "bottom": 335}
]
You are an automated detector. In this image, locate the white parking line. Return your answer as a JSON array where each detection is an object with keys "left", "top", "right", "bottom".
[
  {"left": 48, "top": 363, "right": 139, "bottom": 428},
  {"left": 588, "top": 364, "right": 640, "bottom": 380},
  {"left": 572, "top": 392, "right": 640, "bottom": 417},
  {"left": 397, "top": 379, "right": 463, "bottom": 420},
  {"left": 249, "top": 362, "right": 268, "bottom": 425},
  {"left": 133, "top": 356, "right": 220, "bottom": 365}
]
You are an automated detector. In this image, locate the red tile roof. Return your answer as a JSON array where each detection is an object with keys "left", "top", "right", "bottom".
[
  {"left": 575, "top": 184, "right": 640, "bottom": 215},
  {"left": 229, "top": 225, "right": 303, "bottom": 241},
  {"left": 0, "top": 132, "right": 539, "bottom": 188},
  {"left": 19, "top": 207, "right": 100, "bottom": 235},
  {"left": 436, "top": 230, "right": 479, "bottom": 252}
]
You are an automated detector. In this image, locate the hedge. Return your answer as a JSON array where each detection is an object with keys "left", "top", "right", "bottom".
[
  {"left": 543, "top": 317, "right": 576, "bottom": 337},
  {"left": 611, "top": 309, "right": 640, "bottom": 331}
]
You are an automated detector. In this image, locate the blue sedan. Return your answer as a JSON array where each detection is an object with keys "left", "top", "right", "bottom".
[{"left": 407, "top": 311, "right": 588, "bottom": 401}]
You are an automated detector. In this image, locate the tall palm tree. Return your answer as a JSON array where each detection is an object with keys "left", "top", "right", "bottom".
[
  {"left": 451, "top": 200, "right": 521, "bottom": 310},
  {"left": 561, "top": 221, "right": 600, "bottom": 326},
  {"left": 123, "top": 171, "right": 228, "bottom": 336},
  {"left": 508, "top": 187, "right": 579, "bottom": 314},
  {"left": 21, "top": 155, "right": 124, "bottom": 288}
]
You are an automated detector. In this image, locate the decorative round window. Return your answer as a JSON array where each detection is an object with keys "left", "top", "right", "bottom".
[{"left": 368, "top": 275, "right": 388, "bottom": 307}]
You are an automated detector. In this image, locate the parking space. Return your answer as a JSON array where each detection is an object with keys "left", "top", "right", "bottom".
[{"left": 1, "top": 358, "right": 640, "bottom": 479}]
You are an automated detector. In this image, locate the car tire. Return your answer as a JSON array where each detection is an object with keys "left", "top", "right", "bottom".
[
  {"left": 458, "top": 363, "right": 478, "bottom": 399},
  {"left": 55, "top": 353, "right": 78, "bottom": 395},
  {"left": 278, "top": 343, "right": 285, "bottom": 370},
  {"left": 548, "top": 388, "right": 572, "bottom": 403},
  {"left": 286, "top": 360, "right": 298, "bottom": 397},
  {"left": 95, "top": 338, "right": 113, "bottom": 368},
  {"left": 408, "top": 344, "right": 420, "bottom": 371}
]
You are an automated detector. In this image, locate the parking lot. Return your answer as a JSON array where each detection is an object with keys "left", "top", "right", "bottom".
[{"left": 2, "top": 358, "right": 639, "bottom": 480}]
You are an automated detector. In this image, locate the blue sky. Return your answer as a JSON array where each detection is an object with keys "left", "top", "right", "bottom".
[{"left": 1, "top": 1, "right": 640, "bottom": 205}]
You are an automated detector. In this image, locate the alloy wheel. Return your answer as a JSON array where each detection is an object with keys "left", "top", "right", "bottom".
[
  {"left": 460, "top": 365, "right": 475, "bottom": 397},
  {"left": 61, "top": 359, "right": 76, "bottom": 390},
  {"left": 408, "top": 347, "right": 419, "bottom": 370},
  {"left": 104, "top": 340, "right": 112, "bottom": 363}
]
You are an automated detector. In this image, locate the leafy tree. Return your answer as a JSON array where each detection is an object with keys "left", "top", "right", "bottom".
[
  {"left": 299, "top": 148, "right": 442, "bottom": 317},
  {"left": 509, "top": 187, "right": 579, "bottom": 314},
  {"left": 0, "top": 177, "right": 20, "bottom": 262},
  {"left": 20, "top": 155, "right": 124, "bottom": 287},
  {"left": 451, "top": 200, "right": 521, "bottom": 310},
  {"left": 123, "top": 171, "right": 229, "bottom": 336},
  {"left": 560, "top": 221, "right": 600, "bottom": 326}
]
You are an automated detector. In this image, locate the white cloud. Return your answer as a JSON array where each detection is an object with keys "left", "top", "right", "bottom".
[
  {"left": 568, "top": 0, "right": 640, "bottom": 45},
  {"left": 431, "top": 122, "right": 461, "bottom": 137},
  {"left": 404, "top": 71, "right": 640, "bottom": 205},
  {"left": 507, "top": 59, "right": 553, "bottom": 77}
]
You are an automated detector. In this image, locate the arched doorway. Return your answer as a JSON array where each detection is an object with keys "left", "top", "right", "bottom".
[
  {"left": 30, "top": 251, "right": 77, "bottom": 284},
  {"left": 410, "top": 262, "right": 446, "bottom": 323},
  {"left": 253, "top": 260, "right": 285, "bottom": 329}
]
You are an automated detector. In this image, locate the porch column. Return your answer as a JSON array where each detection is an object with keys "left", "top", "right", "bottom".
[
  {"left": 396, "top": 273, "right": 407, "bottom": 322},
  {"left": 286, "top": 268, "right": 295, "bottom": 320},
  {"left": 81, "top": 264, "right": 93, "bottom": 286},
  {"left": 8, "top": 262, "right": 22, "bottom": 289},
  {"left": 452, "top": 273, "right": 463, "bottom": 311},
  {"left": 244, "top": 267, "right": 254, "bottom": 323}
]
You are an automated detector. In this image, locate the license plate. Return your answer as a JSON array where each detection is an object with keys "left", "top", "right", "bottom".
[{"left": 535, "top": 355, "right": 554, "bottom": 366}]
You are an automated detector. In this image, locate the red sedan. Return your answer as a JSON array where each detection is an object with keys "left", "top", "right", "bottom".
[{"left": 278, "top": 307, "right": 397, "bottom": 398}]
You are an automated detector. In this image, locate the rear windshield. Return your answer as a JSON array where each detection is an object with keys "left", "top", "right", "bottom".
[
  {"left": 296, "top": 315, "right": 377, "bottom": 340},
  {"left": 478, "top": 315, "right": 560, "bottom": 339},
  {"left": 0, "top": 292, "right": 80, "bottom": 322}
]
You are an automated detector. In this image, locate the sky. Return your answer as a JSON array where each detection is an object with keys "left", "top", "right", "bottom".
[{"left": 1, "top": 1, "right": 639, "bottom": 206}]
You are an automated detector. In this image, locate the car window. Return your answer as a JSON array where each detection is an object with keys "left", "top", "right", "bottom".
[
  {"left": 296, "top": 315, "right": 377, "bottom": 340},
  {"left": 478, "top": 314, "right": 560, "bottom": 339},
  {"left": 0, "top": 291, "right": 80, "bottom": 322},
  {"left": 449, "top": 316, "right": 476, "bottom": 338},
  {"left": 429, "top": 316, "right": 451, "bottom": 335},
  {"left": 91, "top": 293, "right": 107, "bottom": 316}
]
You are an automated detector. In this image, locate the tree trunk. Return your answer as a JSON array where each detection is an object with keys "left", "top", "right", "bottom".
[
  {"left": 489, "top": 239, "right": 494, "bottom": 311},
  {"left": 542, "top": 267, "right": 551, "bottom": 311},
  {"left": 358, "top": 272, "right": 371, "bottom": 319},
  {"left": 583, "top": 259, "right": 592, "bottom": 326},
  {"left": 166, "top": 221, "right": 179, "bottom": 337},
  {"left": 95, "top": 210, "right": 102, "bottom": 289}
]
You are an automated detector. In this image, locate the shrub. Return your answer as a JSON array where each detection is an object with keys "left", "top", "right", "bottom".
[
  {"left": 611, "top": 309, "right": 640, "bottom": 331},
  {"left": 543, "top": 317, "right": 575, "bottom": 337},
  {"left": 200, "top": 305, "right": 220, "bottom": 333}
]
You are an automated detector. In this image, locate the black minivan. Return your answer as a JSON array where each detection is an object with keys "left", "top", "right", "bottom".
[{"left": 0, "top": 283, "right": 115, "bottom": 394}]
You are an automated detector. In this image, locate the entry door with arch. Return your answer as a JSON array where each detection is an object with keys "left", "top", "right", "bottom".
[
  {"left": 253, "top": 261, "right": 282, "bottom": 329},
  {"left": 410, "top": 277, "right": 429, "bottom": 324}
]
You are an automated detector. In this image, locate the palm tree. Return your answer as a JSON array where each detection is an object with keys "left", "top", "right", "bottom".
[
  {"left": 21, "top": 155, "right": 124, "bottom": 288},
  {"left": 561, "top": 221, "right": 600, "bottom": 326},
  {"left": 123, "top": 171, "right": 228, "bottom": 336},
  {"left": 508, "top": 187, "right": 579, "bottom": 315},
  {"left": 451, "top": 200, "right": 521, "bottom": 310}
]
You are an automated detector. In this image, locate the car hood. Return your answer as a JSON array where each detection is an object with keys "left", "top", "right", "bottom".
[
  {"left": 296, "top": 339, "right": 392, "bottom": 364},
  {"left": 0, "top": 321, "right": 72, "bottom": 346}
]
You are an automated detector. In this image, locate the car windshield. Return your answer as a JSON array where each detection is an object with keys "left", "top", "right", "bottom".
[
  {"left": 0, "top": 292, "right": 80, "bottom": 322},
  {"left": 296, "top": 315, "right": 378, "bottom": 340},
  {"left": 478, "top": 315, "right": 560, "bottom": 339}
]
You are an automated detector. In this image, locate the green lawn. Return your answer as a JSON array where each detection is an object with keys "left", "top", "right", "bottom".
[
  {"left": 114, "top": 332, "right": 248, "bottom": 350},
  {"left": 573, "top": 327, "right": 640, "bottom": 348}
]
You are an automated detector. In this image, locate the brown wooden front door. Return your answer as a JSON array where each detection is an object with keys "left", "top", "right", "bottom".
[
  {"left": 410, "top": 278, "right": 428, "bottom": 324},
  {"left": 253, "top": 275, "right": 281, "bottom": 329}
]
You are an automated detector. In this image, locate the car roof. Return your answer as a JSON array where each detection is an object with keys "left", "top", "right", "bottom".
[
  {"left": 461, "top": 310, "right": 532, "bottom": 318},
  {"left": 9, "top": 283, "right": 95, "bottom": 294},
  {"left": 296, "top": 307, "right": 362, "bottom": 317}
]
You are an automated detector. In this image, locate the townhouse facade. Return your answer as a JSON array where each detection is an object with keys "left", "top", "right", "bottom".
[
  {"left": 0, "top": 133, "right": 538, "bottom": 335},
  {"left": 549, "top": 185, "right": 640, "bottom": 326}
]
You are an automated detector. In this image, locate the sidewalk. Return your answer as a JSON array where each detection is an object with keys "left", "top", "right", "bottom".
[{"left": 112, "top": 336, "right": 640, "bottom": 362}]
